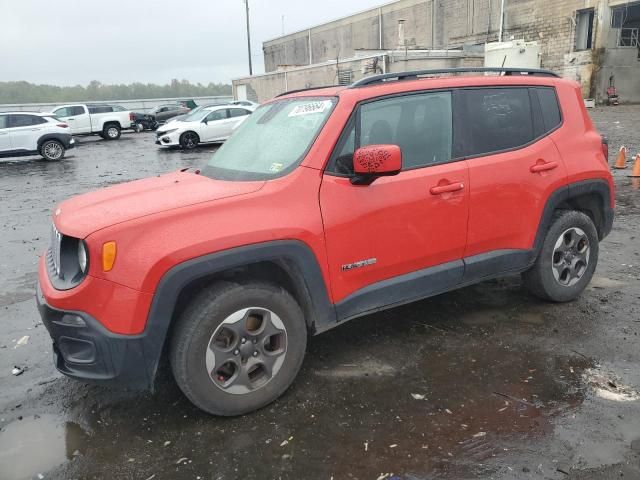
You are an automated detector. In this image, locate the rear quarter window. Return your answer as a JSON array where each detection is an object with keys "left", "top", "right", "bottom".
[{"left": 535, "top": 87, "right": 562, "bottom": 132}]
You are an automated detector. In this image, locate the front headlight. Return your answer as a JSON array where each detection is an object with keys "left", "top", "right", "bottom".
[
  {"left": 78, "top": 241, "right": 88, "bottom": 274},
  {"left": 161, "top": 128, "right": 178, "bottom": 135}
]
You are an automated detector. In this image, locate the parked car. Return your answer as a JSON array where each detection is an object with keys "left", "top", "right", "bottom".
[
  {"left": 50, "top": 104, "right": 135, "bottom": 140},
  {"left": 37, "top": 68, "right": 614, "bottom": 416},
  {"left": 155, "top": 105, "right": 255, "bottom": 149},
  {"left": 88, "top": 105, "right": 158, "bottom": 131},
  {"left": 168, "top": 103, "right": 229, "bottom": 124},
  {"left": 230, "top": 100, "right": 259, "bottom": 108},
  {"left": 149, "top": 104, "right": 191, "bottom": 124},
  {"left": 0, "top": 112, "right": 75, "bottom": 161}
]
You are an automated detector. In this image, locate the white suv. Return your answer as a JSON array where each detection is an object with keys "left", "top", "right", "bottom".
[{"left": 0, "top": 112, "right": 75, "bottom": 161}]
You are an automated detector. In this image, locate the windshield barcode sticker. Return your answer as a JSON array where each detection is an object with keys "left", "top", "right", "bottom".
[{"left": 288, "top": 101, "right": 330, "bottom": 117}]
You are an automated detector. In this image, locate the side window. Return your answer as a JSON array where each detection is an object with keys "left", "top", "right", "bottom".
[
  {"left": 328, "top": 91, "right": 453, "bottom": 173},
  {"left": 0, "top": 115, "right": 7, "bottom": 129},
  {"left": 535, "top": 87, "right": 562, "bottom": 132},
  {"left": 461, "top": 88, "right": 534, "bottom": 157},
  {"left": 8, "top": 115, "right": 43, "bottom": 127},
  {"left": 54, "top": 107, "right": 70, "bottom": 117},
  {"left": 205, "top": 110, "right": 227, "bottom": 122},
  {"left": 70, "top": 106, "right": 85, "bottom": 116},
  {"left": 229, "top": 108, "right": 250, "bottom": 118},
  {"left": 158, "top": 107, "right": 168, "bottom": 113},
  {"left": 89, "top": 106, "right": 112, "bottom": 114}
]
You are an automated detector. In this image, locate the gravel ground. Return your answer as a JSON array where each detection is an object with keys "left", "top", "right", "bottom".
[{"left": 0, "top": 106, "right": 639, "bottom": 480}]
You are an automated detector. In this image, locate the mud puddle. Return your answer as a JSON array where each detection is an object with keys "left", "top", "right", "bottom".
[{"left": 0, "top": 414, "right": 88, "bottom": 480}]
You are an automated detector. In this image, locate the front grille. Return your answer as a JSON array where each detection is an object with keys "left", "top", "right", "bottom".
[{"left": 50, "top": 223, "right": 62, "bottom": 277}]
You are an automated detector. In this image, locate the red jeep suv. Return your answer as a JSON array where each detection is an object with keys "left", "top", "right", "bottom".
[{"left": 37, "top": 68, "right": 614, "bottom": 415}]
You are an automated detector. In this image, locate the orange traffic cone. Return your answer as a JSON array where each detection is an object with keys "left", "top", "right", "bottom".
[
  {"left": 629, "top": 154, "right": 640, "bottom": 178},
  {"left": 614, "top": 146, "right": 627, "bottom": 169}
]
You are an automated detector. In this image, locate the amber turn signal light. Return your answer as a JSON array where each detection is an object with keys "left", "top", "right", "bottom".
[{"left": 102, "top": 241, "right": 117, "bottom": 272}]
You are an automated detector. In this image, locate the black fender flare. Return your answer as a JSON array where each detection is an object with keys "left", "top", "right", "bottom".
[
  {"left": 140, "top": 240, "right": 336, "bottom": 386},
  {"left": 533, "top": 178, "right": 614, "bottom": 256},
  {"left": 37, "top": 133, "right": 72, "bottom": 149}
]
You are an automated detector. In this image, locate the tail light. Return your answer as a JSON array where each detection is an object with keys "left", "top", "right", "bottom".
[
  {"left": 601, "top": 136, "right": 609, "bottom": 163},
  {"left": 129, "top": 113, "right": 135, "bottom": 121},
  {"left": 57, "top": 123, "right": 69, "bottom": 128}
]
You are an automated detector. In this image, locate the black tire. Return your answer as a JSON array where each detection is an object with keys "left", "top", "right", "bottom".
[
  {"left": 102, "top": 123, "right": 121, "bottom": 140},
  {"left": 40, "top": 140, "right": 65, "bottom": 161},
  {"left": 170, "top": 281, "right": 307, "bottom": 416},
  {"left": 522, "top": 210, "right": 599, "bottom": 302},
  {"left": 179, "top": 131, "right": 199, "bottom": 150}
]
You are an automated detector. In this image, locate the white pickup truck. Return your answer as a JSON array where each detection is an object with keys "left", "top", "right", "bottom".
[{"left": 50, "top": 104, "right": 135, "bottom": 140}]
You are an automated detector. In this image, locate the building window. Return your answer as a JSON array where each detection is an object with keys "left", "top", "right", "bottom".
[
  {"left": 611, "top": 3, "right": 640, "bottom": 47},
  {"left": 575, "top": 9, "right": 594, "bottom": 51}
]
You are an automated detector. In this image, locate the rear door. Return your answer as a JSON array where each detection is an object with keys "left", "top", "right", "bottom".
[
  {"left": 226, "top": 108, "right": 251, "bottom": 137},
  {"left": 0, "top": 115, "right": 11, "bottom": 152},
  {"left": 320, "top": 91, "right": 469, "bottom": 316},
  {"left": 460, "top": 86, "right": 567, "bottom": 277},
  {"left": 7, "top": 114, "right": 47, "bottom": 151}
]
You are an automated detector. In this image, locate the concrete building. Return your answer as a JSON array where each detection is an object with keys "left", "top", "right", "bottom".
[{"left": 233, "top": 0, "right": 640, "bottom": 103}]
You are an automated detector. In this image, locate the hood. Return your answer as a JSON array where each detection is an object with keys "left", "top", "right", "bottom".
[{"left": 54, "top": 171, "right": 264, "bottom": 238}]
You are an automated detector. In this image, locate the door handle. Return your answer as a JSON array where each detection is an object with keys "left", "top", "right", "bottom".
[
  {"left": 530, "top": 161, "right": 558, "bottom": 173},
  {"left": 430, "top": 182, "right": 465, "bottom": 195}
]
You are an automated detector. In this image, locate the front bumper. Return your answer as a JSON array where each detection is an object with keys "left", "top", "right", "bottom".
[
  {"left": 155, "top": 130, "right": 180, "bottom": 147},
  {"left": 36, "top": 280, "right": 152, "bottom": 388}
]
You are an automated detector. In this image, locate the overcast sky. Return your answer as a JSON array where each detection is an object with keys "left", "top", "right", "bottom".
[{"left": 0, "top": 0, "right": 381, "bottom": 86}]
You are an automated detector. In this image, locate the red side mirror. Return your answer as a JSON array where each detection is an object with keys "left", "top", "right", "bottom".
[{"left": 352, "top": 144, "right": 402, "bottom": 184}]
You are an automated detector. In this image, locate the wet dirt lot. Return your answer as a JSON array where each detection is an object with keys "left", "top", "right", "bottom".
[{"left": 1, "top": 106, "right": 639, "bottom": 480}]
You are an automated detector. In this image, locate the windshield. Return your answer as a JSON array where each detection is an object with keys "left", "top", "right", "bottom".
[
  {"left": 202, "top": 97, "right": 336, "bottom": 181},
  {"left": 180, "top": 107, "right": 208, "bottom": 122}
]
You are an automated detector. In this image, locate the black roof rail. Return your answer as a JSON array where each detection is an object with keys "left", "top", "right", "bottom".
[
  {"left": 349, "top": 67, "right": 560, "bottom": 88},
  {"left": 276, "top": 84, "right": 342, "bottom": 98}
]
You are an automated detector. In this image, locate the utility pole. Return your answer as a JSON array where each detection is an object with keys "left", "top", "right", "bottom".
[{"left": 244, "top": 0, "right": 253, "bottom": 75}]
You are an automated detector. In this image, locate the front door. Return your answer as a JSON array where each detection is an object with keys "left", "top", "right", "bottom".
[
  {"left": 54, "top": 105, "right": 89, "bottom": 134},
  {"left": 199, "top": 109, "right": 229, "bottom": 142},
  {"left": 320, "top": 91, "right": 469, "bottom": 317}
]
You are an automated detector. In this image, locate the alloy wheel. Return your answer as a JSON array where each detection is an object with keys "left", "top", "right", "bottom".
[
  {"left": 551, "top": 227, "right": 590, "bottom": 287},
  {"left": 205, "top": 307, "right": 288, "bottom": 394},
  {"left": 43, "top": 142, "right": 63, "bottom": 160}
]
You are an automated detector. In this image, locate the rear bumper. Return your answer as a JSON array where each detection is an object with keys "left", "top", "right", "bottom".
[{"left": 36, "top": 280, "right": 152, "bottom": 388}]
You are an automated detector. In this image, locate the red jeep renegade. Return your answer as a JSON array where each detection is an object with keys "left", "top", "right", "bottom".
[{"left": 37, "top": 68, "right": 614, "bottom": 415}]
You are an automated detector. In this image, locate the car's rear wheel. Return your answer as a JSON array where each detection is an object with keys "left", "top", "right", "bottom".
[
  {"left": 40, "top": 140, "right": 65, "bottom": 161},
  {"left": 170, "top": 281, "right": 307, "bottom": 416},
  {"left": 103, "top": 124, "right": 121, "bottom": 140},
  {"left": 179, "top": 131, "right": 199, "bottom": 149},
  {"left": 522, "top": 210, "right": 599, "bottom": 302}
]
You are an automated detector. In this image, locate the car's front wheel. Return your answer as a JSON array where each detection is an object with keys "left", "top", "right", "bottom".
[
  {"left": 170, "top": 281, "right": 307, "bottom": 416},
  {"left": 179, "top": 131, "right": 199, "bottom": 150},
  {"left": 522, "top": 210, "right": 599, "bottom": 302},
  {"left": 40, "top": 140, "right": 65, "bottom": 161}
]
